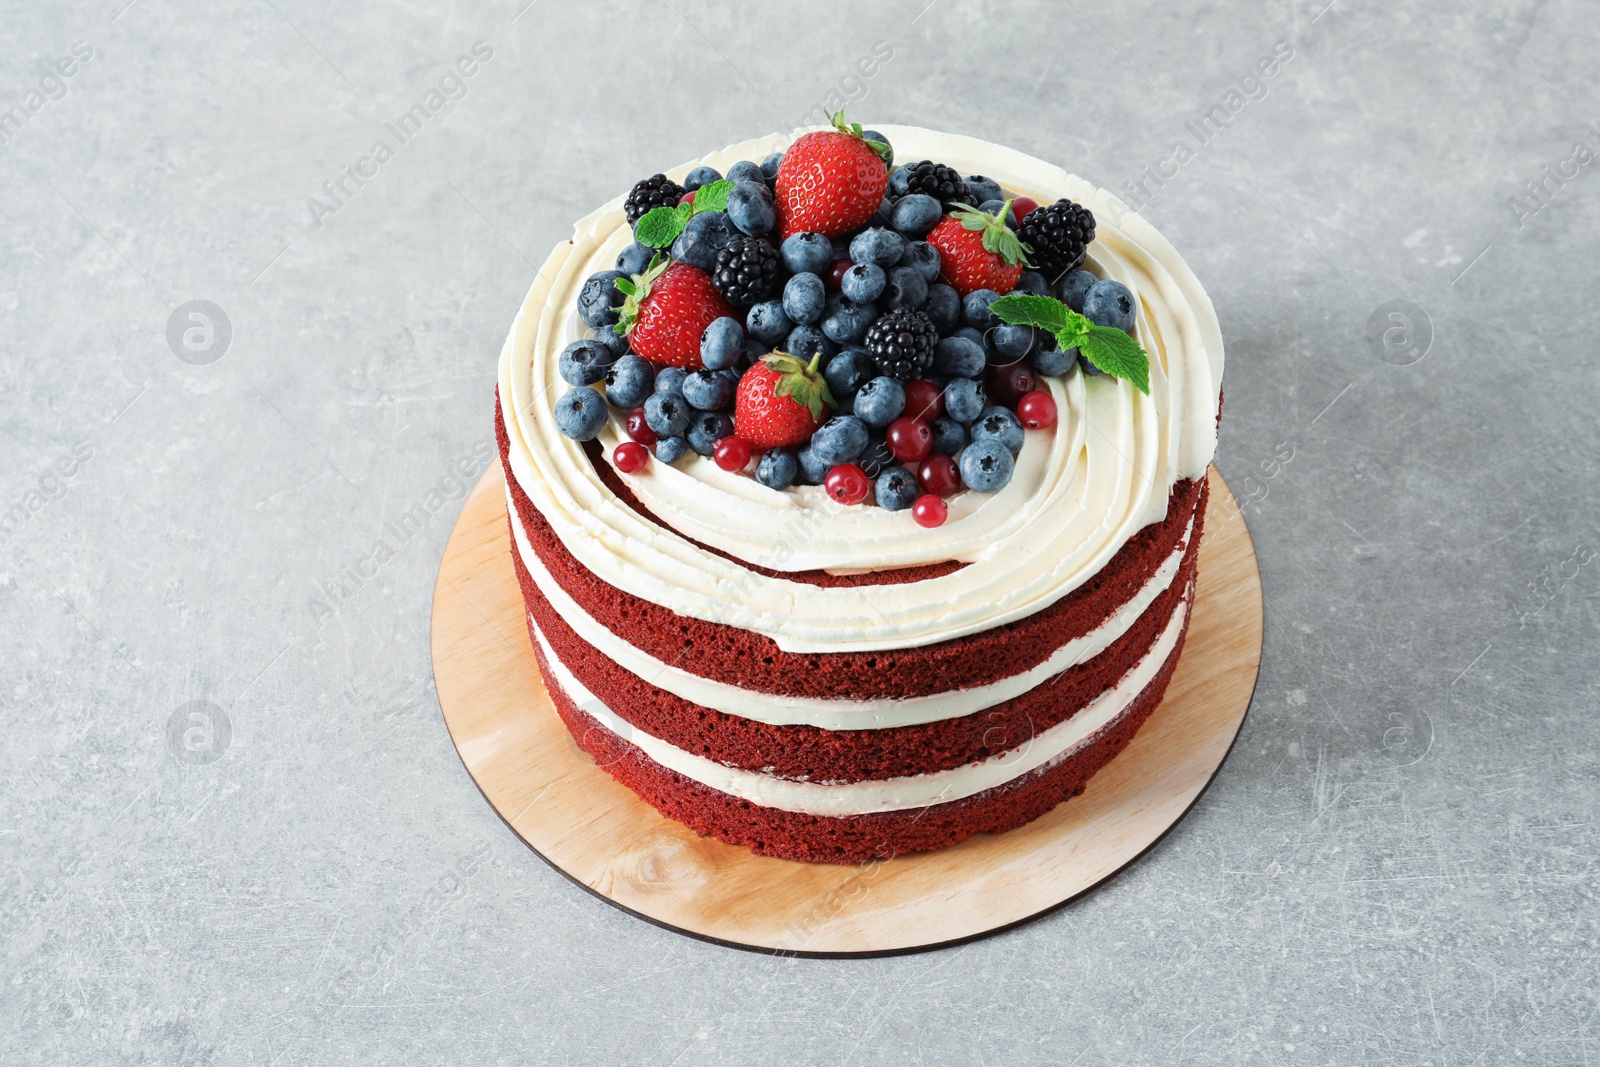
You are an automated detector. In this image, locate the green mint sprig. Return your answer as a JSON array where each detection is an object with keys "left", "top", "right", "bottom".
[
  {"left": 988, "top": 292, "right": 1149, "bottom": 394},
  {"left": 633, "top": 179, "right": 737, "bottom": 248}
]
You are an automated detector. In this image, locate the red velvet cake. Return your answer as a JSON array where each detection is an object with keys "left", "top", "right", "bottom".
[{"left": 496, "top": 124, "right": 1224, "bottom": 864}]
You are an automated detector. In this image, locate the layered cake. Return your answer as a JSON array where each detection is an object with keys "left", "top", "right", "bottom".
[{"left": 495, "top": 121, "right": 1223, "bottom": 864}]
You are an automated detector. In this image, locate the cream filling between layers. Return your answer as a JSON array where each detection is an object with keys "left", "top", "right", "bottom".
[
  {"left": 535, "top": 589, "right": 1190, "bottom": 816},
  {"left": 498, "top": 125, "right": 1224, "bottom": 654},
  {"left": 510, "top": 487, "right": 1192, "bottom": 730}
]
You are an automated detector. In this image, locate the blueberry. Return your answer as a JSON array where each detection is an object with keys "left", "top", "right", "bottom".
[
  {"left": 654, "top": 366, "right": 688, "bottom": 396},
  {"left": 1014, "top": 270, "right": 1048, "bottom": 296},
  {"left": 884, "top": 266, "right": 928, "bottom": 310},
  {"left": 930, "top": 417, "right": 967, "bottom": 456},
  {"left": 742, "top": 336, "right": 770, "bottom": 362},
  {"left": 780, "top": 232, "right": 833, "bottom": 276},
  {"left": 854, "top": 376, "right": 906, "bottom": 429},
  {"left": 933, "top": 336, "right": 986, "bottom": 379},
  {"left": 795, "top": 445, "right": 830, "bottom": 485},
  {"left": 654, "top": 435, "right": 689, "bottom": 463},
  {"left": 822, "top": 347, "right": 875, "bottom": 396},
  {"left": 1056, "top": 269, "right": 1098, "bottom": 312},
  {"left": 760, "top": 152, "right": 784, "bottom": 181},
  {"left": 1030, "top": 338, "right": 1078, "bottom": 377},
  {"left": 869, "top": 198, "right": 895, "bottom": 229},
  {"left": 841, "top": 263, "right": 886, "bottom": 304},
  {"left": 700, "top": 316, "right": 745, "bottom": 371},
  {"left": 726, "top": 180, "right": 776, "bottom": 236},
  {"left": 888, "top": 165, "right": 913, "bottom": 198},
  {"left": 810, "top": 415, "right": 869, "bottom": 464},
  {"left": 963, "top": 289, "right": 1003, "bottom": 330},
  {"left": 821, "top": 299, "right": 877, "bottom": 345},
  {"left": 923, "top": 283, "right": 961, "bottom": 335},
  {"left": 747, "top": 300, "right": 793, "bottom": 345},
  {"left": 1083, "top": 279, "right": 1136, "bottom": 331},
  {"left": 615, "top": 242, "right": 655, "bottom": 276},
  {"left": 902, "top": 241, "right": 942, "bottom": 282},
  {"left": 849, "top": 227, "right": 907, "bottom": 268},
  {"left": 970, "top": 406, "right": 1025, "bottom": 455},
  {"left": 1079, "top": 354, "right": 1106, "bottom": 377},
  {"left": 861, "top": 130, "right": 893, "bottom": 168},
  {"left": 782, "top": 272, "right": 827, "bottom": 326},
  {"left": 942, "top": 377, "right": 987, "bottom": 423},
  {"left": 785, "top": 324, "right": 834, "bottom": 362},
  {"left": 986, "top": 324, "right": 1036, "bottom": 365},
  {"left": 578, "top": 270, "right": 627, "bottom": 328},
  {"left": 590, "top": 326, "right": 628, "bottom": 360},
  {"left": 726, "top": 160, "right": 764, "bottom": 185},
  {"left": 554, "top": 386, "right": 608, "bottom": 441},
  {"left": 686, "top": 411, "right": 734, "bottom": 455},
  {"left": 964, "top": 175, "right": 1003, "bottom": 204},
  {"left": 683, "top": 165, "right": 722, "bottom": 191},
  {"left": 558, "top": 339, "right": 614, "bottom": 386},
  {"left": 670, "top": 211, "right": 736, "bottom": 272},
  {"left": 858, "top": 437, "right": 894, "bottom": 478},
  {"left": 979, "top": 198, "right": 1007, "bottom": 217},
  {"left": 604, "top": 354, "right": 654, "bottom": 409},
  {"left": 682, "top": 368, "right": 733, "bottom": 411},
  {"left": 875, "top": 466, "right": 919, "bottom": 511},
  {"left": 959, "top": 439, "right": 1015, "bottom": 492},
  {"left": 756, "top": 448, "right": 798, "bottom": 489},
  {"left": 890, "top": 193, "right": 941, "bottom": 238},
  {"left": 644, "top": 391, "right": 691, "bottom": 437}
]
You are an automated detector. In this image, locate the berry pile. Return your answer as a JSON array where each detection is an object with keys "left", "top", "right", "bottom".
[{"left": 551, "top": 112, "right": 1147, "bottom": 527}]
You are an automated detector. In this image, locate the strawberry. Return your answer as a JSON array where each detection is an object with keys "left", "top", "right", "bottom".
[
  {"left": 926, "top": 200, "right": 1032, "bottom": 297},
  {"left": 616, "top": 255, "right": 734, "bottom": 369},
  {"left": 775, "top": 110, "right": 891, "bottom": 240},
  {"left": 733, "top": 352, "right": 836, "bottom": 449}
]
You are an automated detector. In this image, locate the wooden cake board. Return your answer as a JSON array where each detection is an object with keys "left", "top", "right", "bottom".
[{"left": 431, "top": 464, "right": 1262, "bottom": 957}]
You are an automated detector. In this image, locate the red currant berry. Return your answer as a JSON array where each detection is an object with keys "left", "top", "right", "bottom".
[
  {"left": 1011, "top": 196, "right": 1039, "bottom": 223},
  {"left": 917, "top": 453, "right": 960, "bottom": 496},
  {"left": 912, "top": 494, "right": 948, "bottom": 528},
  {"left": 903, "top": 379, "right": 943, "bottom": 421},
  {"left": 613, "top": 441, "right": 649, "bottom": 474},
  {"left": 713, "top": 436, "right": 752, "bottom": 472},
  {"left": 1016, "top": 390, "right": 1057, "bottom": 430},
  {"left": 626, "top": 406, "right": 658, "bottom": 446},
  {"left": 826, "top": 258, "right": 853, "bottom": 292},
  {"left": 886, "top": 416, "right": 933, "bottom": 463},
  {"left": 825, "top": 463, "right": 870, "bottom": 505},
  {"left": 985, "top": 362, "right": 1037, "bottom": 409},
  {"left": 678, "top": 190, "right": 696, "bottom": 206}
]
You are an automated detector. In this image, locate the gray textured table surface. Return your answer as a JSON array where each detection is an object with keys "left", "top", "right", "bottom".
[{"left": 4, "top": 1, "right": 1597, "bottom": 1064}]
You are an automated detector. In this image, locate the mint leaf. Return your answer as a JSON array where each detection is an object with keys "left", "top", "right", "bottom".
[
  {"left": 691, "top": 179, "right": 734, "bottom": 214},
  {"left": 1079, "top": 326, "right": 1150, "bottom": 394},
  {"left": 991, "top": 294, "right": 1078, "bottom": 336},
  {"left": 635, "top": 204, "right": 690, "bottom": 248}
]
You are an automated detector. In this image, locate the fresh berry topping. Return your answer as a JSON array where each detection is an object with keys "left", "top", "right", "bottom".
[
  {"left": 713, "top": 436, "right": 752, "bottom": 472},
  {"left": 683, "top": 165, "right": 722, "bottom": 191},
  {"left": 970, "top": 405, "right": 1025, "bottom": 455},
  {"left": 624, "top": 174, "right": 686, "bottom": 225},
  {"left": 725, "top": 180, "right": 777, "bottom": 236},
  {"left": 643, "top": 391, "right": 691, "bottom": 438},
  {"left": 780, "top": 232, "right": 834, "bottom": 275},
  {"left": 1010, "top": 196, "right": 1040, "bottom": 223},
  {"left": 699, "top": 315, "right": 745, "bottom": 370},
  {"left": 558, "top": 339, "right": 614, "bottom": 386},
  {"left": 554, "top": 386, "right": 607, "bottom": 441},
  {"left": 711, "top": 234, "right": 783, "bottom": 310},
  {"left": 605, "top": 354, "right": 655, "bottom": 409},
  {"left": 825, "top": 463, "right": 870, "bottom": 505},
  {"left": 886, "top": 416, "right": 934, "bottom": 463},
  {"left": 613, "top": 440, "right": 649, "bottom": 473},
  {"left": 960, "top": 438, "right": 1016, "bottom": 492},
  {"left": 985, "top": 362, "right": 1037, "bottom": 409},
  {"left": 942, "top": 377, "right": 986, "bottom": 423},
  {"left": 899, "top": 160, "right": 970, "bottom": 208},
  {"left": 930, "top": 416, "right": 967, "bottom": 455},
  {"left": 1017, "top": 390, "right": 1058, "bottom": 430},
  {"left": 782, "top": 271, "right": 827, "bottom": 326},
  {"left": 677, "top": 190, "right": 696, "bottom": 207},
  {"left": 618, "top": 257, "right": 736, "bottom": 368},
  {"left": 827, "top": 258, "right": 856, "bottom": 293},
  {"left": 625, "top": 405, "right": 658, "bottom": 446},
  {"left": 732, "top": 351, "right": 836, "bottom": 449},
  {"left": 1017, "top": 198, "right": 1095, "bottom": 281},
  {"left": 755, "top": 448, "right": 798, "bottom": 489},
  {"left": 1056, "top": 269, "right": 1098, "bottom": 312},
  {"left": 1082, "top": 278, "right": 1136, "bottom": 331},
  {"left": 928, "top": 201, "right": 1031, "bottom": 297},
  {"left": 810, "top": 415, "right": 869, "bottom": 464},
  {"left": 917, "top": 452, "right": 961, "bottom": 496},
  {"left": 912, "top": 494, "right": 948, "bottom": 528},
  {"left": 890, "top": 193, "right": 942, "bottom": 237},
  {"left": 875, "top": 467, "right": 920, "bottom": 511},
  {"left": 774, "top": 110, "right": 891, "bottom": 239},
  {"left": 682, "top": 368, "right": 734, "bottom": 411},
  {"left": 655, "top": 435, "right": 689, "bottom": 463},
  {"left": 903, "top": 379, "right": 943, "bottom": 421},
  {"left": 853, "top": 375, "right": 906, "bottom": 428},
  {"left": 863, "top": 307, "right": 938, "bottom": 381},
  {"left": 578, "top": 271, "right": 628, "bottom": 329}
]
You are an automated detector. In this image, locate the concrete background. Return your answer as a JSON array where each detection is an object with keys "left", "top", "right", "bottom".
[{"left": 3, "top": 1, "right": 1597, "bottom": 1063}]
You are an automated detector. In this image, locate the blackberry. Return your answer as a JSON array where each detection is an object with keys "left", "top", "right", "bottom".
[
  {"left": 863, "top": 308, "right": 938, "bottom": 382},
  {"left": 1018, "top": 198, "right": 1096, "bottom": 281},
  {"left": 900, "top": 160, "right": 969, "bottom": 209},
  {"left": 624, "top": 173, "right": 685, "bottom": 224},
  {"left": 711, "top": 234, "right": 783, "bottom": 309}
]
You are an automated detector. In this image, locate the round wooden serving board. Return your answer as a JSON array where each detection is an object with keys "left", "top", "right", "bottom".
[{"left": 431, "top": 464, "right": 1262, "bottom": 957}]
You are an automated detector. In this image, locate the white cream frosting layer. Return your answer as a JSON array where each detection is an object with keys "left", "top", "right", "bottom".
[
  {"left": 498, "top": 126, "right": 1222, "bottom": 653},
  {"left": 535, "top": 588, "right": 1190, "bottom": 816},
  {"left": 510, "top": 485, "right": 1192, "bottom": 730}
]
